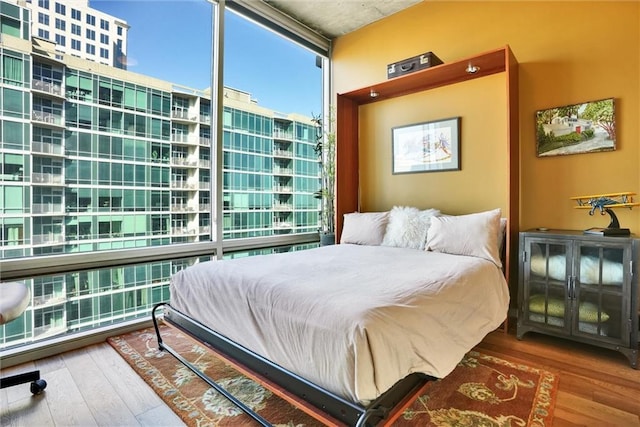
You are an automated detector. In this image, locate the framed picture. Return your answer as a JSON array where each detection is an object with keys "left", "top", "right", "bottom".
[
  {"left": 535, "top": 98, "right": 616, "bottom": 157},
  {"left": 392, "top": 117, "right": 461, "bottom": 174}
]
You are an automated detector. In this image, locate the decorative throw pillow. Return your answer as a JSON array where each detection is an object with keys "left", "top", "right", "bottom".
[
  {"left": 529, "top": 294, "right": 609, "bottom": 323},
  {"left": 340, "top": 211, "right": 389, "bottom": 245},
  {"left": 426, "top": 208, "right": 502, "bottom": 267},
  {"left": 381, "top": 206, "right": 440, "bottom": 250}
]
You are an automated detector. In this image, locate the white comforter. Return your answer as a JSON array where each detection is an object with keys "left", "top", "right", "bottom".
[{"left": 170, "top": 244, "right": 509, "bottom": 404}]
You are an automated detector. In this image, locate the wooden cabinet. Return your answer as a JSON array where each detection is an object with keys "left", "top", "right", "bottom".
[{"left": 517, "top": 230, "right": 639, "bottom": 368}]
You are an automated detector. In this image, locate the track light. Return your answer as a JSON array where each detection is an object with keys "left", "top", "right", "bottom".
[{"left": 465, "top": 63, "right": 480, "bottom": 74}]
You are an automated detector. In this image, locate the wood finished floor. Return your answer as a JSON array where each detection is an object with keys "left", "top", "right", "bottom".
[{"left": 1, "top": 327, "right": 639, "bottom": 426}]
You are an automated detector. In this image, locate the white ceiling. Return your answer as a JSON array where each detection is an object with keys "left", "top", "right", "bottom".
[{"left": 264, "top": 0, "right": 423, "bottom": 39}]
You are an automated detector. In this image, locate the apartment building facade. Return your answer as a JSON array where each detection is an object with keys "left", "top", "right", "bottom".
[
  {"left": 24, "top": 0, "right": 129, "bottom": 69},
  {"left": 0, "top": 0, "right": 321, "bottom": 349}
]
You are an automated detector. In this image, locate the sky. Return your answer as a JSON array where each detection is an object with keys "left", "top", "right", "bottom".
[{"left": 91, "top": 0, "right": 322, "bottom": 116}]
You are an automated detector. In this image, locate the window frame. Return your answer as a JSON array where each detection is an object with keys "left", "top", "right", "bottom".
[{"left": 0, "top": 0, "right": 330, "bottom": 361}]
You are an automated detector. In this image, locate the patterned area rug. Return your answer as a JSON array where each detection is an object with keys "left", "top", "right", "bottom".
[{"left": 108, "top": 323, "right": 558, "bottom": 426}]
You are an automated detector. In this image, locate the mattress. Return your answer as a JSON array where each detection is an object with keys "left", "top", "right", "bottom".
[{"left": 170, "top": 243, "right": 509, "bottom": 404}]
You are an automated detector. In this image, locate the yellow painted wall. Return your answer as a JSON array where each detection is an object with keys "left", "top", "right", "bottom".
[
  {"left": 333, "top": 1, "right": 640, "bottom": 232},
  {"left": 358, "top": 74, "right": 507, "bottom": 215}
]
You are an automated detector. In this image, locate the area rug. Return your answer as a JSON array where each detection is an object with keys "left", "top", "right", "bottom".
[{"left": 108, "top": 323, "right": 558, "bottom": 426}]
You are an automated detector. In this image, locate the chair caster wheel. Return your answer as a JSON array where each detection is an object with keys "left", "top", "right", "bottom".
[{"left": 30, "top": 379, "right": 47, "bottom": 395}]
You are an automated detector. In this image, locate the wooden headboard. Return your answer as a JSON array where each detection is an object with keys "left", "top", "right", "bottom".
[{"left": 335, "top": 46, "right": 519, "bottom": 309}]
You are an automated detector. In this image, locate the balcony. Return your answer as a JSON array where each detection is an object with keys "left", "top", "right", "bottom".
[
  {"left": 199, "top": 203, "right": 211, "bottom": 211},
  {"left": 273, "top": 185, "right": 293, "bottom": 193},
  {"left": 171, "top": 110, "right": 198, "bottom": 123},
  {"left": 273, "top": 202, "right": 293, "bottom": 211},
  {"left": 32, "top": 111, "right": 64, "bottom": 127},
  {"left": 32, "top": 203, "right": 64, "bottom": 214},
  {"left": 273, "top": 167, "right": 293, "bottom": 176},
  {"left": 32, "top": 141, "right": 64, "bottom": 157},
  {"left": 0, "top": 171, "right": 24, "bottom": 182},
  {"left": 170, "top": 181, "right": 198, "bottom": 190},
  {"left": 199, "top": 137, "right": 211, "bottom": 146},
  {"left": 32, "top": 172, "right": 64, "bottom": 185},
  {"left": 170, "top": 204, "right": 194, "bottom": 212},
  {"left": 199, "top": 182, "right": 210, "bottom": 190},
  {"left": 32, "top": 233, "right": 65, "bottom": 245},
  {"left": 32, "top": 78, "right": 63, "bottom": 98},
  {"left": 33, "top": 293, "right": 67, "bottom": 308},
  {"left": 171, "top": 227, "right": 197, "bottom": 236},
  {"left": 199, "top": 225, "right": 211, "bottom": 234},
  {"left": 171, "top": 134, "right": 196, "bottom": 145},
  {"left": 273, "top": 130, "right": 294, "bottom": 140},
  {"left": 170, "top": 157, "right": 198, "bottom": 167},
  {"left": 273, "top": 149, "right": 293, "bottom": 158},
  {"left": 273, "top": 221, "right": 293, "bottom": 229},
  {"left": 199, "top": 159, "right": 211, "bottom": 168},
  {"left": 200, "top": 114, "right": 211, "bottom": 124}
]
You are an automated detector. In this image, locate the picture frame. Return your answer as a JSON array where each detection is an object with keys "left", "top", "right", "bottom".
[
  {"left": 392, "top": 117, "right": 461, "bottom": 174},
  {"left": 535, "top": 98, "right": 616, "bottom": 157}
]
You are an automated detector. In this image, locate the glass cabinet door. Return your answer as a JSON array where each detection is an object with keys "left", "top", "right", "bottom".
[
  {"left": 523, "top": 238, "right": 572, "bottom": 333},
  {"left": 574, "top": 242, "right": 630, "bottom": 346}
]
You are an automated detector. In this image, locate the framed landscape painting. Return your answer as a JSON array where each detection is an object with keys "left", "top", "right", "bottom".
[
  {"left": 392, "top": 117, "right": 461, "bottom": 174},
  {"left": 536, "top": 98, "right": 616, "bottom": 157}
]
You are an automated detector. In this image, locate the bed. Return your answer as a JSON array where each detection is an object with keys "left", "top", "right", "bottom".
[{"left": 152, "top": 207, "right": 510, "bottom": 426}]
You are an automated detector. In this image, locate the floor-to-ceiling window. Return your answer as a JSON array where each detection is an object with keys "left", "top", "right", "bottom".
[
  {"left": 0, "top": 0, "right": 329, "bottom": 355},
  {"left": 223, "top": 8, "right": 323, "bottom": 239}
]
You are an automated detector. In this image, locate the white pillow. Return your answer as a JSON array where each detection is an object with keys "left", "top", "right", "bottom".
[
  {"left": 340, "top": 211, "right": 389, "bottom": 245},
  {"left": 426, "top": 208, "right": 502, "bottom": 267},
  {"left": 381, "top": 206, "right": 440, "bottom": 250}
]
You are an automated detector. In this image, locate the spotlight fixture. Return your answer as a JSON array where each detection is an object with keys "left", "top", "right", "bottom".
[
  {"left": 465, "top": 63, "right": 480, "bottom": 74},
  {"left": 370, "top": 89, "right": 379, "bottom": 98}
]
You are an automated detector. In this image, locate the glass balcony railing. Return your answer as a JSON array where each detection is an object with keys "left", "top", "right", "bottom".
[
  {"left": 171, "top": 110, "right": 198, "bottom": 121},
  {"left": 273, "top": 130, "right": 294, "bottom": 140},
  {"left": 170, "top": 157, "right": 198, "bottom": 167},
  {"left": 170, "top": 181, "right": 198, "bottom": 190},
  {"left": 273, "top": 202, "right": 293, "bottom": 211},
  {"left": 32, "top": 172, "right": 64, "bottom": 184},
  {"left": 273, "top": 149, "right": 293, "bottom": 158},
  {"left": 32, "top": 141, "right": 64, "bottom": 156},
  {"left": 32, "top": 203, "right": 64, "bottom": 214},
  {"left": 32, "top": 78, "right": 63, "bottom": 96},
  {"left": 31, "top": 233, "right": 65, "bottom": 245},
  {"left": 171, "top": 134, "right": 196, "bottom": 144},
  {"left": 32, "top": 111, "right": 64, "bottom": 126}
]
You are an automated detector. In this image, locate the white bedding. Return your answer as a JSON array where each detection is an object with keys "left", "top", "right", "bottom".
[{"left": 170, "top": 243, "right": 509, "bottom": 404}]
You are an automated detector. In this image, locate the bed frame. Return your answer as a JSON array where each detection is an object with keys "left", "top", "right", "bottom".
[{"left": 152, "top": 303, "right": 433, "bottom": 426}]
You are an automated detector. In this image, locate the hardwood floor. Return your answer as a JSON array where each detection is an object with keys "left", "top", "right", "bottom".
[
  {"left": 1, "top": 342, "right": 184, "bottom": 427},
  {"left": 1, "top": 327, "right": 639, "bottom": 426}
]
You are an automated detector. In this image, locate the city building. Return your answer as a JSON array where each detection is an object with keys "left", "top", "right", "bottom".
[
  {"left": 23, "top": 0, "right": 129, "bottom": 69},
  {"left": 0, "top": 0, "right": 320, "bottom": 349}
]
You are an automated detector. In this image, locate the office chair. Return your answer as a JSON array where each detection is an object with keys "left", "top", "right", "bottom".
[{"left": 0, "top": 282, "right": 47, "bottom": 395}]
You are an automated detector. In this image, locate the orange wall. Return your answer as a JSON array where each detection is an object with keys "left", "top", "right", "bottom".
[{"left": 332, "top": 1, "right": 640, "bottom": 232}]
